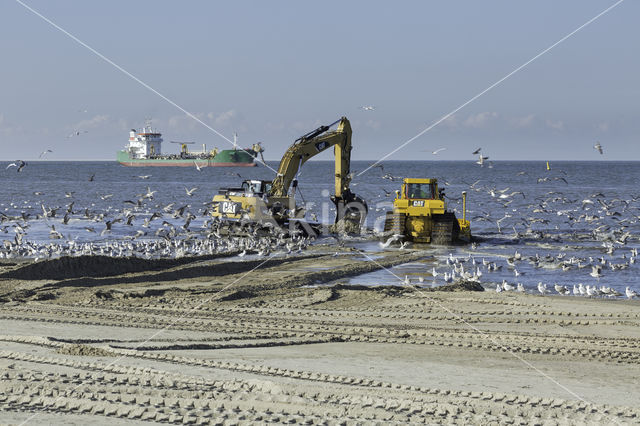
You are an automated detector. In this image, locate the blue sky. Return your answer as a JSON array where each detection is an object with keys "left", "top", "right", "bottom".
[{"left": 0, "top": 1, "right": 637, "bottom": 161}]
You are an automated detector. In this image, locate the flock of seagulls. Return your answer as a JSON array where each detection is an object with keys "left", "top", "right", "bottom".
[
  {"left": 0, "top": 189, "right": 313, "bottom": 261},
  {"left": 397, "top": 250, "right": 639, "bottom": 300}
]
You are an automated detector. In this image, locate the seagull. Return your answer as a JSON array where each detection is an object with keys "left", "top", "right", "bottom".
[
  {"left": 472, "top": 148, "right": 482, "bottom": 155},
  {"left": 379, "top": 234, "right": 402, "bottom": 248},
  {"left": 626, "top": 287, "right": 638, "bottom": 299},
  {"left": 496, "top": 284, "right": 503, "bottom": 293},
  {"left": 39, "top": 149, "right": 53, "bottom": 158},
  {"left": 143, "top": 187, "right": 156, "bottom": 199},
  {"left": 6, "top": 160, "right": 26, "bottom": 172},
  {"left": 593, "top": 142, "right": 603, "bottom": 155},
  {"left": 67, "top": 130, "right": 88, "bottom": 138},
  {"left": 88, "top": 173, "right": 95, "bottom": 182},
  {"left": 431, "top": 148, "right": 446, "bottom": 155},
  {"left": 516, "top": 283, "right": 525, "bottom": 292},
  {"left": 360, "top": 105, "right": 375, "bottom": 111},
  {"left": 537, "top": 282, "right": 549, "bottom": 295},
  {"left": 193, "top": 161, "right": 203, "bottom": 171},
  {"left": 589, "top": 265, "right": 602, "bottom": 278},
  {"left": 502, "top": 280, "right": 515, "bottom": 291},
  {"left": 137, "top": 175, "right": 152, "bottom": 180},
  {"left": 185, "top": 187, "right": 198, "bottom": 197},
  {"left": 476, "top": 155, "right": 489, "bottom": 166}
]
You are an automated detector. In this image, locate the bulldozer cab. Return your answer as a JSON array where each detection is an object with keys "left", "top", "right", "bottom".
[{"left": 405, "top": 181, "right": 436, "bottom": 199}]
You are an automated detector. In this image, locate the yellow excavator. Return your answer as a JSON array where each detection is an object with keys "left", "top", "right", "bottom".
[
  {"left": 383, "top": 178, "right": 471, "bottom": 244},
  {"left": 211, "top": 117, "right": 367, "bottom": 231}
]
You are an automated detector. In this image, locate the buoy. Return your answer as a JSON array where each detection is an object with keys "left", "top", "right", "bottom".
[{"left": 546, "top": 161, "right": 550, "bottom": 171}]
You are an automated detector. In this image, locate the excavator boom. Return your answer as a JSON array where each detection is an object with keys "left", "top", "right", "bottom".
[
  {"left": 269, "top": 117, "right": 366, "bottom": 224},
  {"left": 270, "top": 117, "right": 351, "bottom": 199}
]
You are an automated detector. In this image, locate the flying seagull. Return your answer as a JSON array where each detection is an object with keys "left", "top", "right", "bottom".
[
  {"left": 39, "top": 149, "right": 53, "bottom": 158},
  {"left": 594, "top": 142, "right": 603, "bottom": 155},
  {"left": 431, "top": 148, "right": 446, "bottom": 155},
  {"left": 472, "top": 148, "right": 482, "bottom": 155},
  {"left": 7, "top": 160, "right": 26, "bottom": 172},
  {"left": 67, "top": 130, "right": 88, "bottom": 138},
  {"left": 360, "top": 105, "right": 375, "bottom": 111}
]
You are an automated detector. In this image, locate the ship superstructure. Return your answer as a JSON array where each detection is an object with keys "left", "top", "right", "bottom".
[
  {"left": 117, "top": 122, "right": 263, "bottom": 167},
  {"left": 126, "top": 123, "right": 163, "bottom": 159}
]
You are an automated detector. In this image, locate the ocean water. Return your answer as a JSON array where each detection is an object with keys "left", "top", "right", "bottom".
[{"left": 1, "top": 160, "right": 639, "bottom": 293}]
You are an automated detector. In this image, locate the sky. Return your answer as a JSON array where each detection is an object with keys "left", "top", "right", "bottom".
[{"left": 0, "top": 0, "right": 638, "bottom": 161}]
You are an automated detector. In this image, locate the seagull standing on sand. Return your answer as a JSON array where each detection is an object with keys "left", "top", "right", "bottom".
[
  {"left": 537, "top": 282, "right": 549, "bottom": 295},
  {"left": 626, "top": 287, "right": 638, "bottom": 299},
  {"left": 502, "top": 280, "right": 515, "bottom": 291}
]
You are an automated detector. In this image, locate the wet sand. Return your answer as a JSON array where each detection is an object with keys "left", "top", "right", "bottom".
[{"left": 1, "top": 247, "right": 639, "bottom": 424}]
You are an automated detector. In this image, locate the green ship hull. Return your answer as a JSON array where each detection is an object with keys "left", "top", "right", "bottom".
[{"left": 117, "top": 149, "right": 258, "bottom": 167}]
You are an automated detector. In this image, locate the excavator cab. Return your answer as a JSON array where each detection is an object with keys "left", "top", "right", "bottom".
[{"left": 241, "top": 180, "right": 272, "bottom": 195}]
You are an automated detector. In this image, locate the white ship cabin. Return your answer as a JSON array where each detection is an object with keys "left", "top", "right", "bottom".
[{"left": 127, "top": 125, "right": 163, "bottom": 159}]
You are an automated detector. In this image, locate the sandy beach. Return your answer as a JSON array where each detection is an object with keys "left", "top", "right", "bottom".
[{"left": 0, "top": 246, "right": 639, "bottom": 425}]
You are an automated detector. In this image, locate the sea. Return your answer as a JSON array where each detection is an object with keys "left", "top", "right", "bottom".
[{"left": 2, "top": 160, "right": 639, "bottom": 294}]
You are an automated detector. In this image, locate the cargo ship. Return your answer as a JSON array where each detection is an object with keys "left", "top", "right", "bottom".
[{"left": 117, "top": 123, "right": 263, "bottom": 167}]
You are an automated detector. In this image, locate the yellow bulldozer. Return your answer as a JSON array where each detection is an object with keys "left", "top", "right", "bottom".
[
  {"left": 383, "top": 178, "right": 471, "bottom": 244},
  {"left": 210, "top": 117, "right": 367, "bottom": 233}
]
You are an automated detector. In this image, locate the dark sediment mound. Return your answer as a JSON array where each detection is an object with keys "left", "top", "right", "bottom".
[
  {"left": 422, "top": 280, "right": 485, "bottom": 292},
  {"left": 56, "top": 344, "right": 114, "bottom": 357},
  {"left": 0, "top": 255, "right": 223, "bottom": 281},
  {"left": 216, "top": 289, "right": 256, "bottom": 302},
  {"left": 334, "top": 280, "right": 484, "bottom": 293}
]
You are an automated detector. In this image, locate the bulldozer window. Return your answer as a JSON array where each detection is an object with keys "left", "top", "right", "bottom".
[{"left": 407, "top": 183, "right": 435, "bottom": 199}]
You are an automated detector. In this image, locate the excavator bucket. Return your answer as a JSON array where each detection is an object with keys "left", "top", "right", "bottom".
[{"left": 332, "top": 193, "right": 368, "bottom": 227}]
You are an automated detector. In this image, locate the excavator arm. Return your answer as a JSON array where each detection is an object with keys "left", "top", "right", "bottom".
[{"left": 269, "top": 117, "right": 367, "bottom": 223}]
